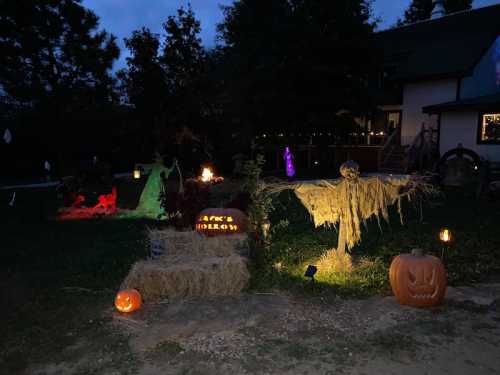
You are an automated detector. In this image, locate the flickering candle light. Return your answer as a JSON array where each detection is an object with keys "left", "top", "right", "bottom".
[
  {"left": 133, "top": 168, "right": 141, "bottom": 179},
  {"left": 201, "top": 167, "right": 214, "bottom": 182},
  {"left": 439, "top": 228, "right": 452, "bottom": 243}
]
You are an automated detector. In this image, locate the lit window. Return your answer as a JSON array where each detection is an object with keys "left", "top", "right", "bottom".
[{"left": 480, "top": 113, "right": 500, "bottom": 143}]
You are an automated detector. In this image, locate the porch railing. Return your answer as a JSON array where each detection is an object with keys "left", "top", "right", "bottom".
[{"left": 377, "top": 127, "right": 402, "bottom": 169}]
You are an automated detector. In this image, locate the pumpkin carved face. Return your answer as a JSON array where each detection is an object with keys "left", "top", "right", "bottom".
[
  {"left": 115, "top": 289, "right": 142, "bottom": 313},
  {"left": 195, "top": 208, "right": 248, "bottom": 236},
  {"left": 389, "top": 249, "right": 447, "bottom": 307}
]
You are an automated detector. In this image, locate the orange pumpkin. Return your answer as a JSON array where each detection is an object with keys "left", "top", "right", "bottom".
[
  {"left": 115, "top": 289, "right": 142, "bottom": 313},
  {"left": 389, "top": 249, "right": 447, "bottom": 307},
  {"left": 195, "top": 208, "right": 248, "bottom": 236}
]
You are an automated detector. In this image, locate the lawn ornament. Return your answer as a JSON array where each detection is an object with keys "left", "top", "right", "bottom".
[
  {"left": 114, "top": 289, "right": 142, "bottom": 313},
  {"left": 3, "top": 128, "right": 12, "bottom": 144},
  {"left": 260, "top": 160, "right": 437, "bottom": 254},
  {"left": 438, "top": 144, "right": 481, "bottom": 186},
  {"left": 339, "top": 160, "right": 360, "bottom": 180},
  {"left": 195, "top": 208, "right": 248, "bottom": 236},
  {"left": 44, "top": 160, "right": 51, "bottom": 171},
  {"left": 283, "top": 146, "right": 295, "bottom": 178},
  {"left": 71, "top": 194, "right": 86, "bottom": 207},
  {"left": 8, "top": 192, "right": 15, "bottom": 207},
  {"left": 135, "top": 156, "right": 180, "bottom": 219},
  {"left": 94, "top": 187, "right": 117, "bottom": 213},
  {"left": 389, "top": 248, "right": 447, "bottom": 307}
]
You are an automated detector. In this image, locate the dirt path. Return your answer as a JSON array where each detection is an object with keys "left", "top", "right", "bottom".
[{"left": 31, "top": 285, "right": 500, "bottom": 375}]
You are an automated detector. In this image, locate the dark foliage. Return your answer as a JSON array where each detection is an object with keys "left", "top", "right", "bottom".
[
  {"left": 216, "top": 0, "right": 379, "bottom": 137},
  {"left": 0, "top": 0, "right": 121, "bottom": 177},
  {"left": 397, "top": 0, "right": 473, "bottom": 26}
]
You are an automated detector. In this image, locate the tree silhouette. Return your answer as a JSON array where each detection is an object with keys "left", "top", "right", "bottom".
[
  {"left": 119, "top": 5, "right": 212, "bottom": 164},
  {"left": 398, "top": 0, "right": 473, "bottom": 26},
  {"left": 216, "top": 0, "right": 378, "bottom": 137},
  {"left": 0, "top": 0, "right": 119, "bottom": 111},
  {"left": 0, "top": 0, "right": 120, "bottom": 172}
]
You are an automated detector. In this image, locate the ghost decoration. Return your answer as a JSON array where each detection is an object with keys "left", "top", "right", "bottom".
[
  {"left": 283, "top": 146, "right": 295, "bottom": 178},
  {"left": 9, "top": 192, "right": 16, "bottom": 207},
  {"left": 3, "top": 128, "right": 12, "bottom": 144},
  {"left": 44, "top": 160, "right": 51, "bottom": 172}
]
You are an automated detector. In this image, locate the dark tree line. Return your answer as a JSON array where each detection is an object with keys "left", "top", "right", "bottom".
[
  {"left": 398, "top": 0, "right": 473, "bottom": 26},
  {"left": 1, "top": 0, "right": 383, "bottom": 177}
]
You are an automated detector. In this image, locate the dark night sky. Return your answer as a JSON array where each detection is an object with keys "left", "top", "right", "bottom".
[{"left": 81, "top": 0, "right": 500, "bottom": 70}]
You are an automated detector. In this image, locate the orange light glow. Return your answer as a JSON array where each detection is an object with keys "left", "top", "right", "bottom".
[
  {"left": 199, "top": 167, "right": 224, "bottom": 183},
  {"left": 201, "top": 167, "right": 214, "bottom": 182},
  {"left": 439, "top": 228, "right": 452, "bottom": 243}
]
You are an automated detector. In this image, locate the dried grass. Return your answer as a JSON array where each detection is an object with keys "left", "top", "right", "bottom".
[
  {"left": 315, "top": 248, "right": 353, "bottom": 275},
  {"left": 146, "top": 228, "right": 248, "bottom": 260},
  {"left": 121, "top": 255, "right": 250, "bottom": 302},
  {"left": 122, "top": 229, "right": 250, "bottom": 302}
]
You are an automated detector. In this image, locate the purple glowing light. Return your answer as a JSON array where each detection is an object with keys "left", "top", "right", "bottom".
[{"left": 283, "top": 146, "right": 295, "bottom": 177}]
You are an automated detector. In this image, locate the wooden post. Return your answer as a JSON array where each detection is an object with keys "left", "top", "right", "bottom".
[{"left": 337, "top": 221, "right": 346, "bottom": 255}]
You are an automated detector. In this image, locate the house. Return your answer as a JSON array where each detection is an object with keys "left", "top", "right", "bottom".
[{"left": 374, "top": 4, "right": 500, "bottom": 171}]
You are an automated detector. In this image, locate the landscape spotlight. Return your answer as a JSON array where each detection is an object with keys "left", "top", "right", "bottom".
[{"left": 305, "top": 265, "right": 318, "bottom": 281}]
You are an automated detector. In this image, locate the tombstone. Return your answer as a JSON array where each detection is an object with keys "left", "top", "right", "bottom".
[{"left": 441, "top": 155, "right": 475, "bottom": 186}]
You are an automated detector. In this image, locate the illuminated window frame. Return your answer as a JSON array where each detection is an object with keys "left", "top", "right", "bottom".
[{"left": 478, "top": 112, "right": 500, "bottom": 144}]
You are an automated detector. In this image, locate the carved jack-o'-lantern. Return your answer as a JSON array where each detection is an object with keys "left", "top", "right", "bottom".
[
  {"left": 389, "top": 249, "right": 447, "bottom": 308},
  {"left": 115, "top": 289, "right": 142, "bottom": 313},
  {"left": 195, "top": 208, "right": 248, "bottom": 236}
]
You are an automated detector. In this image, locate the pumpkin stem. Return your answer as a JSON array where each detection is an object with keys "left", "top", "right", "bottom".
[{"left": 411, "top": 248, "right": 425, "bottom": 256}]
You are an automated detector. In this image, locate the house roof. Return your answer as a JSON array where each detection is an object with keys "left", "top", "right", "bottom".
[
  {"left": 423, "top": 93, "right": 500, "bottom": 114},
  {"left": 376, "top": 4, "right": 500, "bottom": 82}
]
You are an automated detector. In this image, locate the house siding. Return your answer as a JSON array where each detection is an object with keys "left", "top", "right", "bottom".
[
  {"left": 440, "top": 111, "right": 500, "bottom": 162},
  {"left": 460, "top": 36, "right": 500, "bottom": 99},
  {"left": 401, "top": 79, "right": 458, "bottom": 145}
]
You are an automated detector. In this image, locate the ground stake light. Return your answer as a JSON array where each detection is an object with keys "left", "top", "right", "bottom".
[
  {"left": 305, "top": 265, "right": 318, "bottom": 282},
  {"left": 133, "top": 168, "right": 141, "bottom": 179},
  {"left": 439, "top": 227, "right": 452, "bottom": 261}
]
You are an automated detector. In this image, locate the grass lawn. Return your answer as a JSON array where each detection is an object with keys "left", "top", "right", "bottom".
[
  {"left": 252, "top": 186, "right": 500, "bottom": 296},
  {"left": 1, "top": 183, "right": 500, "bottom": 373},
  {"left": 0, "top": 187, "right": 151, "bottom": 374}
]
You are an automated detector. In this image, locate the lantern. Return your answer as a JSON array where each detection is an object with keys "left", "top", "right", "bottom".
[
  {"left": 439, "top": 228, "right": 452, "bottom": 243},
  {"left": 389, "top": 249, "right": 447, "bottom": 308},
  {"left": 115, "top": 289, "right": 142, "bottom": 313},
  {"left": 133, "top": 168, "right": 141, "bottom": 179},
  {"left": 195, "top": 208, "right": 248, "bottom": 236}
]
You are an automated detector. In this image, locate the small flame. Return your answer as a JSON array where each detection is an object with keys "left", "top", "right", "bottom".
[
  {"left": 201, "top": 167, "right": 214, "bottom": 183},
  {"left": 440, "top": 228, "right": 451, "bottom": 243}
]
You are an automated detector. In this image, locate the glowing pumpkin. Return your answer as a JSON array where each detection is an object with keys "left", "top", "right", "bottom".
[
  {"left": 115, "top": 289, "right": 142, "bottom": 313},
  {"left": 389, "top": 249, "right": 447, "bottom": 308},
  {"left": 195, "top": 208, "right": 248, "bottom": 236}
]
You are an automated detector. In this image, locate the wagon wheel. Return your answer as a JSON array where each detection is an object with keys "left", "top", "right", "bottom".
[{"left": 437, "top": 144, "right": 481, "bottom": 187}]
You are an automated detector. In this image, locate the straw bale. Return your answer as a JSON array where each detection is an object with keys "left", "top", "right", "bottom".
[
  {"left": 146, "top": 228, "right": 249, "bottom": 259},
  {"left": 121, "top": 254, "right": 249, "bottom": 302},
  {"left": 122, "top": 230, "right": 250, "bottom": 301}
]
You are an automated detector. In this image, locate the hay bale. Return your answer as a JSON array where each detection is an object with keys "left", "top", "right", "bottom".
[
  {"left": 146, "top": 228, "right": 249, "bottom": 259},
  {"left": 124, "top": 230, "right": 250, "bottom": 301},
  {"left": 121, "top": 255, "right": 250, "bottom": 302}
]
